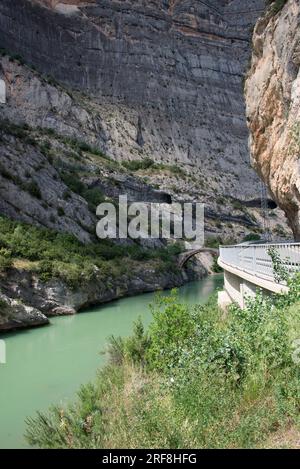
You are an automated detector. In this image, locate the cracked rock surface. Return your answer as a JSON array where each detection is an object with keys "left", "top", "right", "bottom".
[{"left": 245, "top": 0, "right": 300, "bottom": 239}]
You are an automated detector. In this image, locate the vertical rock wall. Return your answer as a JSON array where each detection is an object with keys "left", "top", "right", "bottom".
[
  {"left": 0, "top": 0, "right": 265, "bottom": 200},
  {"left": 245, "top": 0, "right": 300, "bottom": 239}
]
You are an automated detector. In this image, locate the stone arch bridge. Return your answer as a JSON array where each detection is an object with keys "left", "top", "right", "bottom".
[{"left": 178, "top": 248, "right": 218, "bottom": 269}]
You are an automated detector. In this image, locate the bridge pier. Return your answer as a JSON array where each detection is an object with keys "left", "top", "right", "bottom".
[{"left": 218, "top": 270, "right": 257, "bottom": 310}]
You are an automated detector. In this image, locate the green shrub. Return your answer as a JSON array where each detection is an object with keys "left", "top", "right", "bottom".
[
  {"left": 212, "top": 255, "right": 222, "bottom": 273},
  {"left": 57, "top": 207, "right": 65, "bottom": 217},
  {"left": 0, "top": 216, "right": 182, "bottom": 286},
  {"left": 60, "top": 171, "right": 105, "bottom": 211},
  {"left": 146, "top": 290, "right": 197, "bottom": 372},
  {"left": 0, "top": 119, "right": 30, "bottom": 140},
  {"left": 39, "top": 141, "right": 52, "bottom": 158},
  {"left": 62, "top": 189, "right": 71, "bottom": 200},
  {"left": 122, "top": 158, "right": 186, "bottom": 177},
  {"left": 267, "top": 0, "right": 288, "bottom": 15},
  {"left": 232, "top": 200, "right": 243, "bottom": 210},
  {"left": 82, "top": 187, "right": 105, "bottom": 210},
  {"left": 59, "top": 136, "right": 106, "bottom": 158},
  {"left": 122, "top": 158, "right": 155, "bottom": 171},
  {"left": 267, "top": 246, "right": 289, "bottom": 283},
  {"left": 107, "top": 317, "right": 151, "bottom": 367},
  {"left": 25, "top": 272, "right": 300, "bottom": 449},
  {"left": 60, "top": 171, "right": 85, "bottom": 195},
  {"left": 25, "top": 181, "right": 42, "bottom": 199},
  {"left": 0, "top": 254, "right": 12, "bottom": 271},
  {"left": 205, "top": 236, "right": 221, "bottom": 249},
  {"left": 242, "top": 233, "right": 261, "bottom": 242}
]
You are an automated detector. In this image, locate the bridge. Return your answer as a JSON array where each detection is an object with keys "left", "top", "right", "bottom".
[
  {"left": 178, "top": 248, "right": 218, "bottom": 269},
  {"left": 218, "top": 242, "right": 300, "bottom": 309}
]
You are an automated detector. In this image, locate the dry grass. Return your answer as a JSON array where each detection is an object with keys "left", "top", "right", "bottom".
[
  {"left": 13, "top": 259, "right": 39, "bottom": 270},
  {"left": 261, "top": 425, "right": 300, "bottom": 449}
]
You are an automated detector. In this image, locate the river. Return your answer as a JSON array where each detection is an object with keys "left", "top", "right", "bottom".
[{"left": 0, "top": 275, "right": 223, "bottom": 449}]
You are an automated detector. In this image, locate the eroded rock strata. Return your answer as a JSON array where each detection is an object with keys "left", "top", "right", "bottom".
[
  {"left": 0, "top": 257, "right": 206, "bottom": 331},
  {"left": 245, "top": 0, "right": 300, "bottom": 239},
  {"left": 0, "top": 0, "right": 265, "bottom": 200},
  {"left": 0, "top": 291, "right": 49, "bottom": 331}
]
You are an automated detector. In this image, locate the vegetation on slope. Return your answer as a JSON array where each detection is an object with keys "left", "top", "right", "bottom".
[
  {"left": 122, "top": 158, "right": 186, "bottom": 178},
  {"left": 267, "top": 0, "right": 288, "bottom": 15},
  {"left": 0, "top": 216, "right": 181, "bottom": 287},
  {"left": 25, "top": 271, "right": 300, "bottom": 448}
]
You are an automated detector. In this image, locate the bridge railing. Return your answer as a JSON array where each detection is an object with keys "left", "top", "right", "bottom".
[{"left": 219, "top": 243, "right": 300, "bottom": 286}]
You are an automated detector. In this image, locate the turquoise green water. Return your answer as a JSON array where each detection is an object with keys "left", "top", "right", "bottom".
[{"left": 0, "top": 275, "right": 223, "bottom": 449}]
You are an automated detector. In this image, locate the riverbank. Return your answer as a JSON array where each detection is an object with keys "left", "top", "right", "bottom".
[
  {"left": 0, "top": 277, "right": 223, "bottom": 449},
  {"left": 25, "top": 274, "right": 300, "bottom": 449},
  {"left": 0, "top": 216, "right": 209, "bottom": 332}
]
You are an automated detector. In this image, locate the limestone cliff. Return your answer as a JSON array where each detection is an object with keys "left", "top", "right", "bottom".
[
  {"left": 37, "top": 1, "right": 95, "bottom": 5},
  {"left": 0, "top": 0, "right": 265, "bottom": 201},
  {"left": 245, "top": 0, "right": 300, "bottom": 239}
]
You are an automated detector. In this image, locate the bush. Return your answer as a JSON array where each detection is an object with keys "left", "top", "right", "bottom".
[
  {"left": 122, "top": 158, "right": 155, "bottom": 171},
  {"left": 0, "top": 216, "right": 181, "bottom": 286},
  {"left": 25, "top": 274, "right": 300, "bottom": 449},
  {"left": 122, "top": 158, "right": 186, "bottom": 177},
  {"left": 146, "top": 290, "right": 197, "bottom": 372},
  {"left": 82, "top": 187, "right": 106, "bottom": 210},
  {"left": 107, "top": 317, "right": 151, "bottom": 367},
  {"left": 57, "top": 207, "right": 65, "bottom": 217},
  {"left": 60, "top": 171, "right": 85, "bottom": 195},
  {"left": 25, "top": 181, "right": 42, "bottom": 199},
  {"left": 0, "top": 254, "right": 12, "bottom": 271},
  {"left": 242, "top": 233, "right": 261, "bottom": 242},
  {"left": 60, "top": 171, "right": 105, "bottom": 211},
  {"left": 268, "top": 0, "right": 288, "bottom": 15},
  {"left": 212, "top": 255, "right": 222, "bottom": 273}
]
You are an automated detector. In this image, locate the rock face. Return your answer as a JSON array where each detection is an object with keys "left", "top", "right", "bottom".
[
  {"left": 245, "top": 0, "right": 300, "bottom": 239},
  {"left": 0, "top": 291, "right": 49, "bottom": 331},
  {"left": 32, "top": 0, "right": 96, "bottom": 8},
  {"left": 0, "top": 55, "right": 175, "bottom": 242},
  {"left": 0, "top": 53, "right": 290, "bottom": 245},
  {"left": 0, "top": 0, "right": 265, "bottom": 200},
  {"left": 0, "top": 258, "right": 206, "bottom": 331},
  {"left": 37, "top": 0, "right": 95, "bottom": 6}
]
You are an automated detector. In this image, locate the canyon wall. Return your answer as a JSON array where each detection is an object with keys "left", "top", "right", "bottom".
[
  {"left": 245, "top": 0, "right": 300, "bottom": 239},
  {"left": 0, "top": 0, "right": 265, "bottom": 200},
  {"left": 34, "top": 0, "right": 95, "bottom": 7}
]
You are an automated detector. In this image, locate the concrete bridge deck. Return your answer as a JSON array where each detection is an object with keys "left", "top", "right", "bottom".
[{"left": 218, "top": 243, "right": 300, "bottom": 309}]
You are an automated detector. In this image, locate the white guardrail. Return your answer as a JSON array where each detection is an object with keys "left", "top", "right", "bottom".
[{"left": 219, "top": 243, "right": 300, "bottom": 286}]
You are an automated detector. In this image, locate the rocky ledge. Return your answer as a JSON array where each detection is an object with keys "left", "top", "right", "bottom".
[
  {"left": 0, "top": 255, "right": 207, "bottom": 332},
  {"left": 0, "top": 292, "right": 49, "bottom": 331}
]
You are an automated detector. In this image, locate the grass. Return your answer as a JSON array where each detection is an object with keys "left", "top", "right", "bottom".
[{"left": 25, "top": 274, "right": 300, "bottom": 448}]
